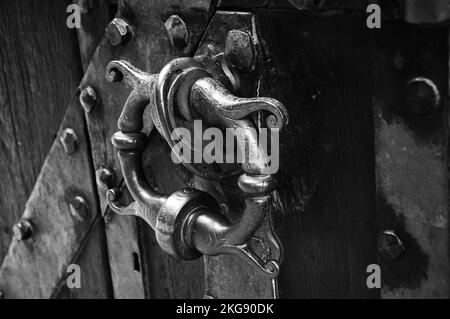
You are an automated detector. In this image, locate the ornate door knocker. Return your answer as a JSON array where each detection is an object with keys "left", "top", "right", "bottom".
[{"left": 105, "top": 45, "right": 288, "bottom": 279}]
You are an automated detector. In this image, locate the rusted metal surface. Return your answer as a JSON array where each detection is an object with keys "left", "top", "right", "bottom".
[
  {"left": 0, "top": 93, "right": 102, "bottom": 298},
  {"left": 80, "top": 0, "right": 215, "bottom": 298},
  {"left": 0, "top": 0, "right": 83, "bottom": 267},
  {"left": 372, "top": 21, "right": 448, "bottom": 298},
  {"left": 404, "top": 0, "right": 450, "bottom": 24}
]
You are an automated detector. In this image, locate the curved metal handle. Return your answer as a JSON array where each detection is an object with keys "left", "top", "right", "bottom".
[{"left": 105, "top": 51, "right": 288, "bottom": 279}]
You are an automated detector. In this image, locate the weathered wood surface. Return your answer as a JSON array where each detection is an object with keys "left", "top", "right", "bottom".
[
  {"left": 0, "top": 1, "right": 113, "bottom": 299},
  {"left": 372, "top": 22, "right": 449, "bottom": 298},
  {"left": 0, "top": 92, "right": 106, "bottom": 298},
  {"left": 0, "top": 0, "right": 82, "bottom": 267},
  {"left": 53, "top": 218, "right": 112, "bottom": 299},
  {"left": 256, "top": 9, "right": 378, "bottom": 298},
  {"left": 81, "top": 0, "right": 214, "bottom": 298}
]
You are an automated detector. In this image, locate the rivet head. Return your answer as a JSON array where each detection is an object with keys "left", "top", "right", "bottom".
[
  {"left": 377, "top": 230, "right": 405, "bottom": 261},
  {"left": 96, "top": 168, "right": 114, "bottom": 190},
  {"left": 79, "top": 86, "right": 98, "bottom": 113},
  {"left": 69, "top": 196, "right": 88, "bottom": 222},
  {"left": 224, "top": 29, "right": 255, "bottom": 71},
  {"left": 106, "top": 18, "right": 131, "bottom": 46},
  {"left": 164, "top": 15, "right": 189, "bottom": 50},
  {"left": 405, "top": 77, "right": 440, "bottom": 115},
  {"left": 0, "top": 290, "right": 4, "bottom": 299},
  {"left": 60, "top": 128, "right": 78, "bottom": 155},
  {"left": 13, "top": 219, "right": 33, "bottom": 241},
  {"left": 106, "top": 69, "right": 123, "bottom": 83}
]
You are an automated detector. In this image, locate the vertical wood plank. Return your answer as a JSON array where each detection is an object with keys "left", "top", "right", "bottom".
[
  {"left": 0, "top": 0, "right": 82, "bottom": 266},
  {"left": 0, "top": 0, "right": 113, "bottom": 299},
  {"left": 256, "top": 9, "right": 378, "bottom": 298}
]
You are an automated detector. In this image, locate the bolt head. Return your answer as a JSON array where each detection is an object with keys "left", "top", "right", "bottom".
[
  {"left": 96, "top": 168, "right": 114, "bottom": 190},
  {"left": 106, "top": 18, "right": 131, "bottom": 46},
  {"left": 69, "top": 196, "right": 88, "bottom": 222},
  {"left": 79, "top": 86, "right": 98, "bottom": 113},
  {"left": 164, "top": 15, "right": 189, "bottom": 50},
  {"left": 377, "top": 230, "right": 405, "bottom": 261},
  {"left": 60, "top": 128, "right": 78, "bottom": 155},
  {"left": 224, "top": 29, "right": 255, "bottom": 71},
  {"left": 405, "top": 77, "right": 440, "bottom": 115},
  {"left": 106, "top": 69, "right": 123, "bottom": 83},
  {"left": 13, "top": 219, "right": 33, "bottom": 241}
]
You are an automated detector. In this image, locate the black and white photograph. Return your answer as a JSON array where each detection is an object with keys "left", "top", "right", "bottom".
[{"left": 0, "top": 0, "right": 449, "bottom": 307}]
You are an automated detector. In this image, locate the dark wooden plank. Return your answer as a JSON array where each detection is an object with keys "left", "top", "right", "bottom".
[
  {"left": 256, "top": 9, "right": 378, "bottom": 298},
  {"left": 371, "top": 21, "right": 449, "bottom": 298},
  {"left": 0, "top": 0, "right": 82, "bottom": 267}
]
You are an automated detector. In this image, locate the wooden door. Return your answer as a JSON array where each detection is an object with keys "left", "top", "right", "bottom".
[{"left": 0, "top": 0, "right": 448, "bottom": 299}]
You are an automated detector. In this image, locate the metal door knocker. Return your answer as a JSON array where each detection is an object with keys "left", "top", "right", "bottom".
[{"left": 105, "top": 45, "right": 288, "bottom": 278}]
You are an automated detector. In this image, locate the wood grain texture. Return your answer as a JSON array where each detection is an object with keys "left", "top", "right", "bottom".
[
  {"left": 372, "top": 22, "right": 449, "bottom": 298},
  {"left": 53, "top": 218, "right": 112, "bottom": 299},
  {"left": 0, "top": 93, "right": 102, "bottom": 298},
  {"left": 0, "top": 0, "right": 82, "bottom": 266},
  {"left": 256, "top": 9, "right": 378, "bottom": 298}
]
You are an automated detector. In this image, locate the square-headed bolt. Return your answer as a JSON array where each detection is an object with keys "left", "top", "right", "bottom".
[
  {"left": 13, "top": 219, "right": 33, "bottom": 241},
  {"left": 60, "top": 128, "right": 78, "bottom": 155},
  {"left": 79, "top": 86, "right": 98, "bottom": 113},
  {"left": 224, "top": 29, "right": 255, "bottom": 72},
  {"left": 164, "top": 15, "right": 189, "bottom": 50},
  {"left": 106, "top": 18, "right": 132, "bottom": 46}
]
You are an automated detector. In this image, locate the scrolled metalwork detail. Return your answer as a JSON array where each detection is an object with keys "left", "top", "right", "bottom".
[{"left": 105, "top": 45, "right": 288, "bottom": 280}]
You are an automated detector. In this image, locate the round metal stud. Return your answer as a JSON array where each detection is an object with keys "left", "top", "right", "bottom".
[
  {"left": 377, "top": 230, "right": 405, "bottom": 261},
  {"left": 13, "top": 219, "right": 33, "bottom": 241},
  {"left": 106, "top": 18, "right": 131, "bottom": 46},
  {"left": 405, "top": 77, "right": 440, "bottom": 115},
  {"left": 69, "top": 196, "right": 89, "bottom": 222}
]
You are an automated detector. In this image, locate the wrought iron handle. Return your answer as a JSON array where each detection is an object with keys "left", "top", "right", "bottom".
[{"left": 105, "top": 49, "right": 288, "bottom": 278}]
